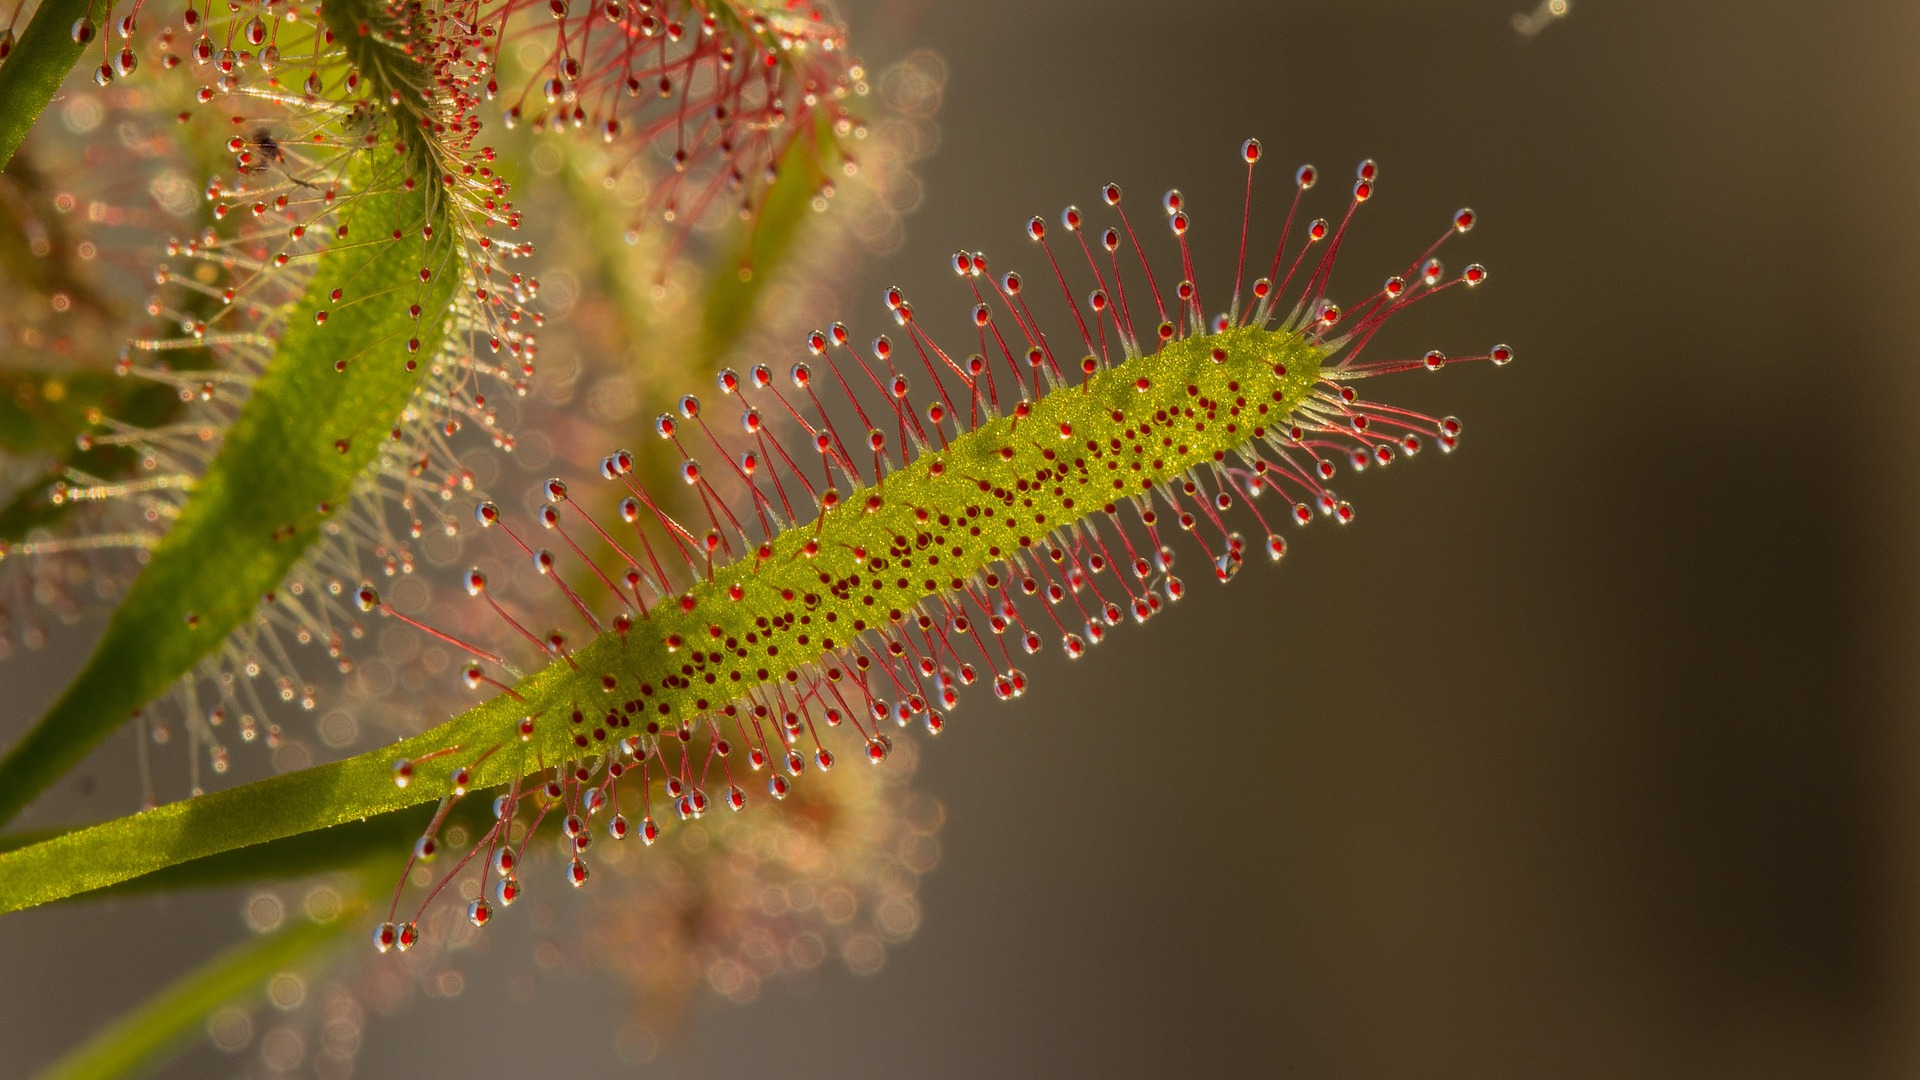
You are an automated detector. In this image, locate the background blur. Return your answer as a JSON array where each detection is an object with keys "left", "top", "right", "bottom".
[{"left": 8, "top": 0, "right": 1920, "bottom": 1076}]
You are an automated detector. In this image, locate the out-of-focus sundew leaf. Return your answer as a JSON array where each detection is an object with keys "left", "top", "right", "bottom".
[
  {"left": 0, "top": 164, "right": 459, "bottom": 828},
  {"left": 0, "top": 369, "right": 187, "bottom": 543},
  {"left": 695, "top": 112, "right": 838, "bottom": 367},
  {"left": 30, "top": 892, "right": 366, "bottom": 1080},
  {"left": 0, "top": 0, "right": 97, "bottom": 172}
]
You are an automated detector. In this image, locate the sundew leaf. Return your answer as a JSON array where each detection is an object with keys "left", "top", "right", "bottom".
[
  {"left": 0, "top": 370, "right": 188, "bottom": 543},
  {"left": 0, "top": 147, "right": 1502, "bottom": 918},
  {"left": 0, "top": 319, "right": 1335, "bottom": 914},
  {"left": 0, "top": 165, "right": 459, "bottom": 828},
  {"left": 1, "top": 795, "right": 525, "bottom": 903},
  {"left": 695, "top": 111, "right": 838, "bottom": 365},
  {"left": 29, "top": 895, "right": 365, "bottom": 1080},
  {"left": 0, "top": 0, "right": 97, "bottom": 172},
  {"left": 0, "top": 370, "right": 128, "bottom": 457}
]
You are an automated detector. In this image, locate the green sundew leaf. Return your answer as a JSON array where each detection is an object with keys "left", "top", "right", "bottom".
[
  {"left": 26, "top": 804, "right": 438, "bottom": 901},
  {"left": 0, "top": 0, "right": 97, "bottom": 172},
  {"left": 0, "top": 372, "right": 194, "bottom": 543},
  {"left": 0, "top": 790, "right": 564, "bottom": 902},
  {"left": 0, "top": 321, "right": 1336, "bottom": 914},
  {"left": 31, "top": 899, "right": 364, "bottom": 1080},
  {"left": 0, "top": 162, "right": 459, "bottom": 828},
  {"left": 695, "top": 111, "right": 837, "bottom": 365},
  {"left": 0, "top": 367, "right": 186, "bottom": 543},
  {"left": 0, "top": 370, "right": 126, "bottom": 456}
]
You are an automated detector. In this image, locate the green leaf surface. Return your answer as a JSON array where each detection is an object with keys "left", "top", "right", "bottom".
[
  {"left": 0, "top": 369, "right": 191, "bottom": 543},
  {"left": 0, "top": 162, "right": 458, "bottom": 828},
  {"left": 0, "top": 369, "right": 126, "bottom": 457},
  {"left": 0, "top": 0, "right": 96, "bottom": 172},
  {"left": 31, "top": 900, "right": 363, "bottom": 1080},
  {"left": 695, "top": 111, "right": 836, "bottom": 365},
  {"left": 0, "top": 321, "right": 1330, "bottom": 914}
]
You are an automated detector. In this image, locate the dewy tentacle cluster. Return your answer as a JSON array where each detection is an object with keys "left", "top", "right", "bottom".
[{"left": 0, "top": 140, "right": 1512, "bottom": 930}]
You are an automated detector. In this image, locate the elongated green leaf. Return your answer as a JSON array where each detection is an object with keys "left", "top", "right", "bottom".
[
  {"left": 696, "top": 111, "right": 837, "bottom": 364},
  {"left": 0, "top": 318, "right": 1340, "bottom": 915},
  {"left": 0, "top": 370, "right": 124, "bottom": 457},
  {"left": 31, "top": 900, "right": 363, "bottom": 1080},
  {"left": 0, "top": 0, "right": 95, "bottom": 172},
  {"left": 33, "top": 804, "right": 438, "bottom": 900},
  {"left": 0, "top": 370, "right": 189, "bottom": 543},
  {"left": 0, "top": 164, "right": 458, "bottom": 827}
]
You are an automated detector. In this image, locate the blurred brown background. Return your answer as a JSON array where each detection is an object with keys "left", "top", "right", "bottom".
[{"left": 7, "top": 0, "right": 1920, "bottom": 1076}]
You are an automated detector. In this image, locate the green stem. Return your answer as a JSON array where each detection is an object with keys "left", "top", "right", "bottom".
[
  {"left": 0, "top": 0, "right": 98, "bottom": 172},
  {"left": 31, "top": 902, "right": 361, "bottom": 1080}
]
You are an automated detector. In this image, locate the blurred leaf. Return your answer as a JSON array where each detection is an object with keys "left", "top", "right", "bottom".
[
  {"left": 0, "top": 366, "right": 194, "bottom": 543},
  {"left": 0, "top": 159, "right": 459, "bottom": 828},
  {"left": 31, "top": 896, "right": 364, "bottom": 1080},
  {"left": 695, "top": 111, "right": 838, "bottom": 366},
  {"left": 0, "top": 372, "right": 190, "bottom": 544},
  {"left": 0, "top": 369, "right": 124, "bottom": 457}
]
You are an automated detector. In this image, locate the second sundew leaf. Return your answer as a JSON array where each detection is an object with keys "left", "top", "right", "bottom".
[
  {"left": 30, "top": 891, "right": 368, "bottom": 1080},
  {"left": 0, "top": 370, "right": 188, "bottom": 543},
  {"left": 0, "top": 0, "right": 97, "bottom": 172},
  {"left": 695, "top": 111, "right": 839, "bottom": 365},
  {"left": 0, "top": 165, "right": 459, "bottom": 828}
]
